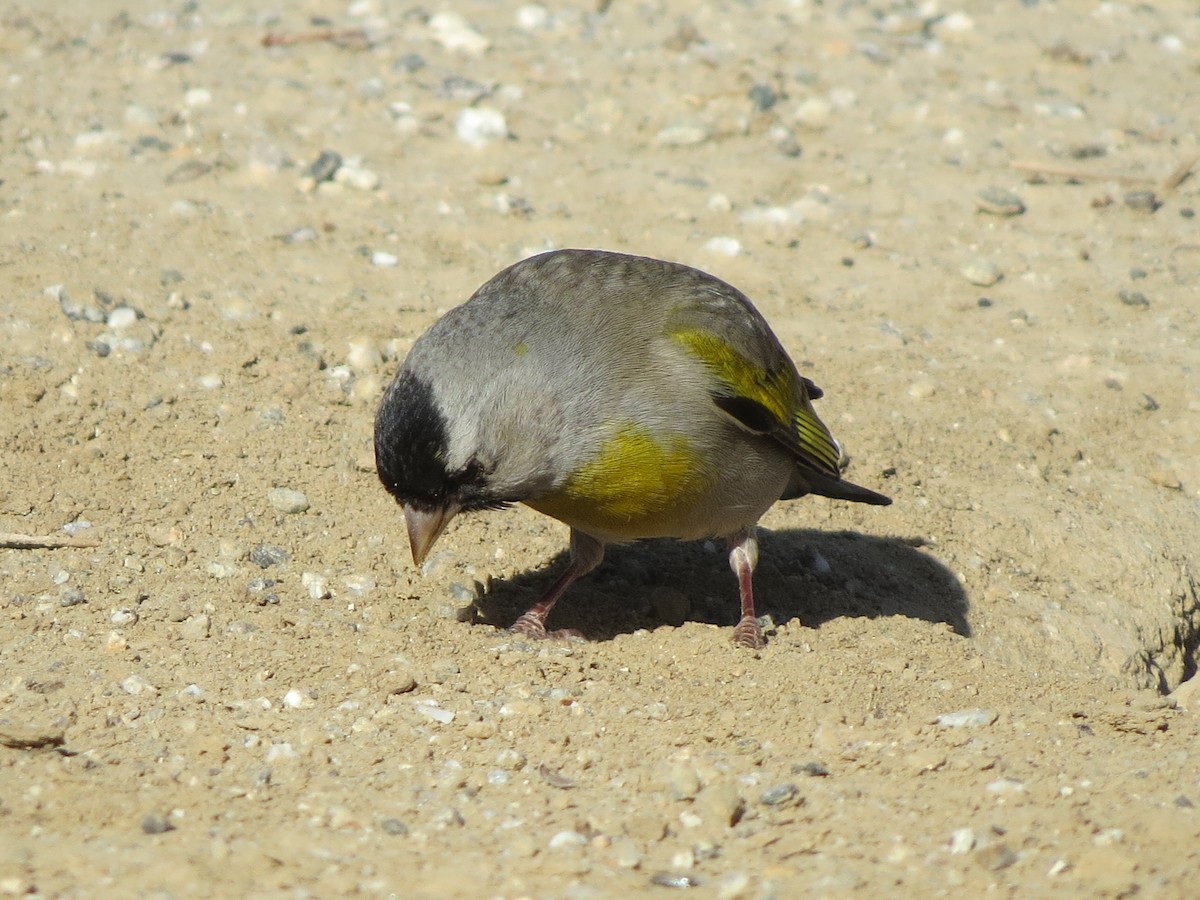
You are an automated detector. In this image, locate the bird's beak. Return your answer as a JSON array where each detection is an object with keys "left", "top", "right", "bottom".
[{"left": 403, "top": 504, "right": 456, "bottom": 566}]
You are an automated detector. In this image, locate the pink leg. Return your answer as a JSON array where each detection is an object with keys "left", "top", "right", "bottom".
[
  {"left": 510, "top": 529, "right": 605, "bottom": 640},
  {"left": 728, "top": 527, "right": 766, "bottom": 649}
]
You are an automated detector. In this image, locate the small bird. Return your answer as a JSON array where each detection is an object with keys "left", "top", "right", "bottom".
[{"left": 375, "top": 249, "right": 890, "bottom": 648}]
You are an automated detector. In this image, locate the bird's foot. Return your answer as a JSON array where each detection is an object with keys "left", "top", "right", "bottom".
[
  {"left": 509, "top": 612, "right": 584, "bottom": 642},
  {"left": 733, "top": 615, "right": 766, "bottom": 650}
]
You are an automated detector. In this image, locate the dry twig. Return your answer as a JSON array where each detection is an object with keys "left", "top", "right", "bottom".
[{"left": 0, "top": 531, "right": 100, "bottom": 550}]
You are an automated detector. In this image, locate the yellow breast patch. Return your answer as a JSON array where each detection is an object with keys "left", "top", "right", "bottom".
[{"left": 528, "top": 424, "right": 709, "bottom": 533}]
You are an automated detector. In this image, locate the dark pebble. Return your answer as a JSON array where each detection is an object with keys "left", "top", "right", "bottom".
[
  {"left": 141, "top": 814, "right": 176, "bottom": 834},
  {"left": 249, "top": 544, "right": 289, "bottom": 568},
  {"left": 1129, "top": 267, "right": 1147, "bottom": 280},
  {"left": 59, "top": 588, "right": 87, "bottom": 608},
  {"left": 394, "top": 52, "right": 425, "bottom": 73},
  {"left": 748, "top": 82, "right": 778, "bottom": 112},
  {"left": 791, "top": 761, "right": 830, "bottom": 777},
  {"left": 308, "top": 150, "right": 343, "bottom": 183},
  {"left": 760, "top": 783, "right": 800, "bottom": 806},
  {"left": 977, "top": 297, "right": 993, "bottom": 308},
  {"left": 1118, "top": 289, "right": 1149, "bottom": 308},
  {"left": 381, "top": 818, "right": 409, "bottom": 835},
  {"left": 1123, "top": 190, "right": 1160, "bottom": 212}
]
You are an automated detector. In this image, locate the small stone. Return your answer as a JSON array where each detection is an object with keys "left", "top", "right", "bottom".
[
  {"left": 308, "top": 150, "right": 342, "bottom": 184},
  {"left": 383, "top": 672, "right": 418, "bottom": 696},
  {"left": 651, "top": 587, "right": 691, "bottom": 628},
  {"left": 282, "top": 688, "right": 314, "bottom": 709},
  {"left": 949, "top": 828, "right": 976, "bottom": 855},
  {"left": 495, "top": 749, "right": 527, "bottom": 771},
  {"left": 107, "top": 306, "right": 140, "bottom": 329},
  {"left": 456, "top": 107, "right": 508, "bottom": 147},
  {"left": 301, "top": 572, "right": 331, "bottom": 600},
  {"left": 371, "top": 251, "right": 399, "bottom": 267},
  {"left": 429, "top": 11, "right": 490, "bottom": 55},
  {"left": 759, "top": 782, "right": 801, "bottom": 807},
  {"left": 120, "top": 675, "right": 157, "bottom": 695},
  {"left": 792, "top": 761, "right": 830, "bottom": 777},
  {"left": 1123, "top": 190, "right": 1160, "bottom": 212},
  {"left": 793, "top": 96, "right": 832, "bottom": 129},
  {"left": 1118, "top": 289, "right": 1149, "bottom": 308},
  {"left": 414, "top": 701, "right": 454, "bottom": 724},
  {"left": 976, "top": 842, "right": 1018, "bottom": 871},
  {"left": 141, "top": 814, "right": 176, "bottom": 835},
  {"left": 607, "top": 836, "right": 642, "bottom": 869},
  {"left": 655, "top": 124, "right": 712, "bottom": 147},
  {"left": 975, "top": 187, "right": 1025, "bottom": 216},
  {"left": 515, "top": 4, "right": 550, "bottom": 31},
  {"left": 249, "top": 544, "right": 289, "bottom": 568},
  {"left": 666, "top": 764, "right": 702, "bottom": 800},
  {"left": 908, "top": 380, "right": 937, "bottom": 399},
  {"left": 960, "top": 258, "right": 1002, "bottom": 287},
  {"left": 179, "top": 614, "right": 211, "bottom": 640},
  {"left": 463, "top": 719, "right": 496, "bottom": 739},
  {"left": 748, "top": 83, "right": 778, "bottom": 112},
  {"left": 111, "top": 608, "right": 139, "bottom": 627},
  {"left": 715, "top": 872, "right": 753, "bottom": 900},
  {"left": 268, "top": 488, "right": 309, "bottom": 514},
  {"left": 695, "top": 781, "right": 744, "bottom": 827},
  {"left": 334, "top": 165, "right": 380, "bottom": 191},
  {"left": 936, "top": 708, "right": 998, "bottom": 728},
  {"left": 703, "top": 236, "right": 741, "bottom": 257},
  {"left": 59, "top": 588, "right": 87, "bottom": 608},
  {"left": 381, "top": 818, "right": 409, "bottom": 836},
  {"left": 548, "top": 830, "right": 587, "bottom": 850}
]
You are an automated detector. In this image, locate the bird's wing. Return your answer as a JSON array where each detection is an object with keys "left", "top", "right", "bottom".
[{"left": 663, "top": 283, "right": 842, "bottom": 480}]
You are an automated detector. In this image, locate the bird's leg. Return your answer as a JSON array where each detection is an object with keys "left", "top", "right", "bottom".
[
  {"left": 510, "top": 529, "right": 605, "bottom": 640},
  {"left": 728, "top": 527, "right": 766, "bottom": 649}
]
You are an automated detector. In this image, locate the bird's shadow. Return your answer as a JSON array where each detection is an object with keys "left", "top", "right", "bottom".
[{"left": 473, "top": 529, "right": 970, "bottom": 641}]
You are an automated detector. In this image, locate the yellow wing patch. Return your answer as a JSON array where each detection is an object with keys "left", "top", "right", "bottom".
[{"left": 670, "top": 326, "right": 841, "bottom": 475}]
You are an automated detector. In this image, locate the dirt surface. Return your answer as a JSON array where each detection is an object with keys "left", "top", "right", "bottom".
[{"left": 3, "top": 1, "right": 1199, "bottom": 897}]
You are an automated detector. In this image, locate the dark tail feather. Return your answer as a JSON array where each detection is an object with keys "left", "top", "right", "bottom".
[{"left": 783, "top": 469, "right": 892, "bottom": 506}]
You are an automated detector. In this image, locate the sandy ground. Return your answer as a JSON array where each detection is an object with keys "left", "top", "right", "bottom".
[{"left": 2, "top": 1, "right": 1199, "bottom": 897}]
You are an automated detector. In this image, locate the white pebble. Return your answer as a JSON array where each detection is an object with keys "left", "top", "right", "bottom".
[
  {"left": 342, "top": 575, "right": 376, "bottom": 597},
  {"left": 120, "top": 675, "right": 157, "bottom": 695},
  {"left": 111, "top": 608, "right": 139, "bottom": 627},
  {"left": 516, "top": 4, "right": 550, "bottom": 31},
  {"left": 793, "top": 97, "right": 832, "bottom": 129},
  {"left": 184, "top": 87, "right": 212, "bottom": 107},
  {"left": 197, "top": 374, "right": 224, "bottom": 390},
  {"left": 302, "top": 572, "right": 331, "bottom": 600},
  {"left": 548, "top": 830, "right": 587, "bottom": 850},
  {"left": 268, "top": 487, "right": 310, "bottom": 514},
  {"left": 334, "top": 165, "right": 380, "bottom": 191},
  {"left": 707, "top": 193, "right": 732, "bottom": 213},
  {"left": 347, "top": 339, "right": 382, "bottom": 372},
  {"left": 949, "top": 828, "right": 976, "bottom": 855},
  {"left": 282, "top": 688, "right": 313, "bottom": 709},
  {"left": 106, "top": 307, "right": 139, "bottom": 330},
  {"left": 414, "top": 701, "right": 455, "bottom": 724},
  {"left": 704, "top": 236, "right": 741, "bottom": 257},
  {"left": 266, "top": 742, "right": 298, "bottom": 762},
  {"left": 908, "top": 380, "right": 937, "bottom": 399},
  {"left": 456, "top": 107, "right": 508, "bottom": 147},
  {"left": 960, "top": 258, "right": 1002, "bottom": 287},
  {"left": 936, "top": 708, "right": 997, "bottom": 728},
  {"left": 429, "top": 12, "right": 490, "bottom": 55},
  {"left": 371, "top": 251, "right": 399, "bottom": 267},
  {"left": 655, "top": 124, "right": 712, "bottom": 147}
]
